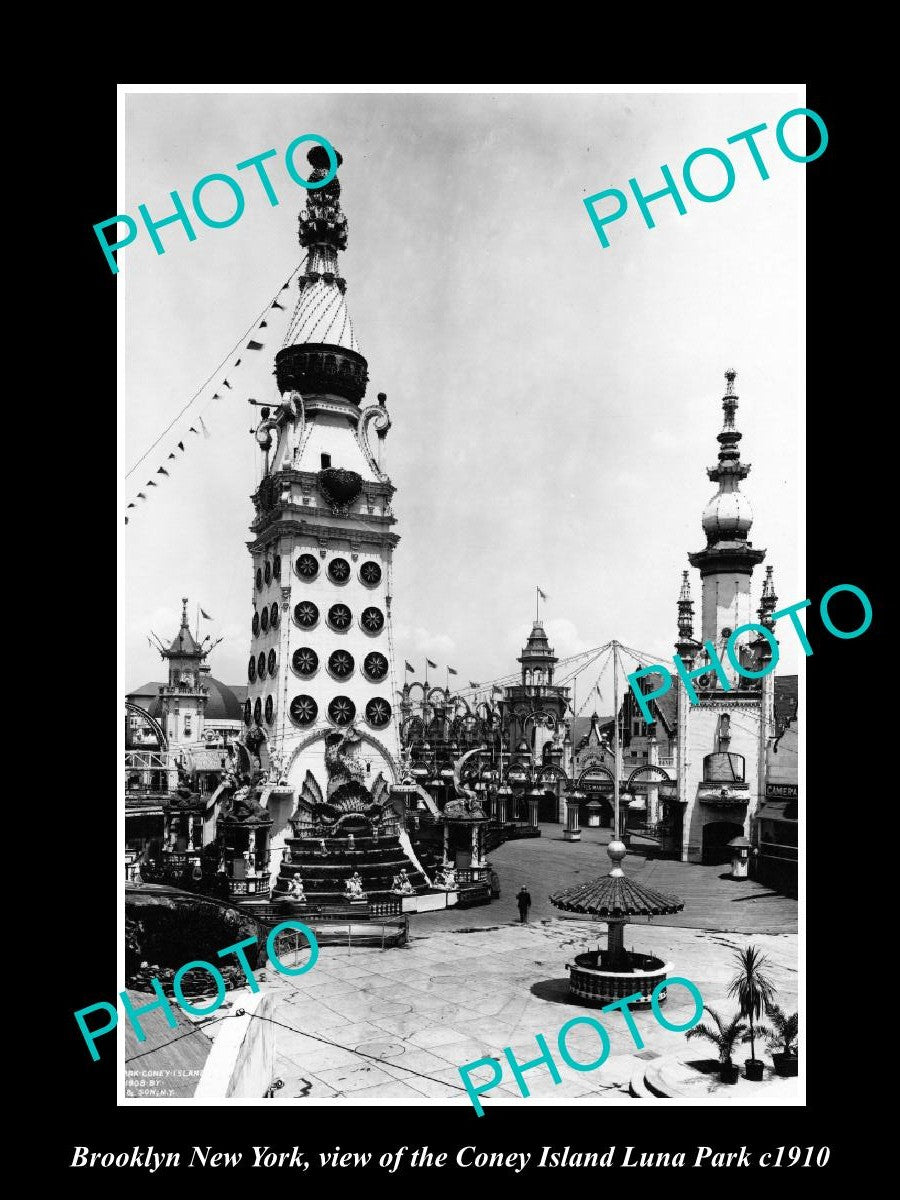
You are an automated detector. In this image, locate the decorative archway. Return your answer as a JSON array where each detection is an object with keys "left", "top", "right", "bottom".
[
  {"left": 577, "top": 764, "right": 615, "bottom": 786},
  {"left": 283, "top": 727, "right": 401, "bottom": 791},
  {"left": 627, "top": 764, "right": 671, "bottom": 786}
]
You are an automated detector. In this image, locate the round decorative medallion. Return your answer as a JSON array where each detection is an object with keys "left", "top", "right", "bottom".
[
  {"left": 363, "top": 651, "right": 389, "bottom": 681},
  {"left": 252, "top": 611, "right": 260, "bottom": 637},
  {"left": 270, "top": 601, "right": 279, "bottom": 629},
  {"left": 273, "top": 554, "right": 282, "bottom": 580},
  {"left": 264, "top": 560, "right": 272, "bottom": 585},
  {"left": 328, "top": 603, "right": 352, "bottom": 630},
  {"left": 264, "top": 695, "right": 274, "bottom": 725},
  {"left": 290, "top": 695, "right": 318, "bottom": 726},
  {"left": 328, "top": 695, "right": 356, "bottom": 726},
  {"left": 267, "top": 648, "right": 277, "bottom": 675},
  {"left": 255, "top": 567, "right": 263, "bottom": 590},
  {"left": 329, "top": 649, "right": 355, "bottom": 678},
  {"left": 248, "top": 656, "right": 257, "bottom": 683},
  {"left": 257, "top": 651, "right": 267, "bottom": 681},
  {"left": 292, "top": 647, "right": 318, "bottom": 676},
  {"left": 328, "top": 557, "right": 351, "bottom": 583},
  {"left": 294, "top": 600, "right": 319, "bottom": 628},
  {"left": 361, "top": 606, "right": 384, "bottom": 633},
  {"left": 295, "top": 553, "right": 319, "bottom": 579},
  {"left": 243, "top": 699, "right": 252, "bottom": 726},
  {"left": 253, "top": 697, "right": 262, "bottom": 725},
  {"left": 261, "top": 606, "right": 270, "bottom": 632},
  {"left": 366, "top": 697, "right": 392, "bottom": 728},
  {"left": 360, "top": 561, "right": 382, "bottom": 586}
]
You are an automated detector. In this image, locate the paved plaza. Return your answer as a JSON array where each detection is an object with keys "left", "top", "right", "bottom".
[{"left": 265, "top": 826, "right": 799, "bottom": 1103}]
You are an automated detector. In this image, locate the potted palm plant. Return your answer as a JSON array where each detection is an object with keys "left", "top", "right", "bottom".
[
  {"left": 728, "top": 944, "right": 776, "bottom": 1082},
  {"left": 765, "top": 1002, "right": 798, "bottom": 1077},
  {"left": 685, "top": 1006, "right": 748, "bottom": 1084}
]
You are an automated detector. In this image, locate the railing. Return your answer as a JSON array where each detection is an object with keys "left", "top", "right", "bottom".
[
  {"left": 455, "top": 867, "right": 491, "bottom": 885},
  {"left": 228, "top": 878, "right": 270, "bottom": 896}
]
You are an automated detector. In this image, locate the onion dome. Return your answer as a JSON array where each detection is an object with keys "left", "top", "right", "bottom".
[
  {"left": 549, "top": 840, "right": 683, "bottom": 918},
  {"left": 701, "top": 486, "right": 754, "bottom": 539}
]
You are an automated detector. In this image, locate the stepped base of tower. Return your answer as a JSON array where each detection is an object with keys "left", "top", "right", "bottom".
[{"left": 272, "top": 833, "right": 432, "bottom": 907}]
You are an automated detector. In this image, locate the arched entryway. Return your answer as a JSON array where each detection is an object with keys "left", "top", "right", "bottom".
[{"left": 702, "top": 819, "right": 745, "bottom": 865}]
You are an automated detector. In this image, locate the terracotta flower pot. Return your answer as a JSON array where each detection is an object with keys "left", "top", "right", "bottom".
[
  {"left": 772, "top": 1052, "right": 798, "bottom": 1077},
  {"left": 744, "top": 1058, "right": 765, "bottom": 1082},
  {"left": 719, "top": 1062, "right": 740, "bottom": 1084}
]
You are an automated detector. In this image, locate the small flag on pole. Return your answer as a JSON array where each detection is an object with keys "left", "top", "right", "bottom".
[
  {"left": 426, "top": 658, "right": 437, "bottom": 669},
  {"left": 448, "top": 667, "right": 458, "bottom": 676},
  {"left": 404, "top": 661, "right": 415, "bottom": 673},
  {"left": 537, "top": 587, "right": 548, "bottom": 600},
  {"left": 157, "top": 467, "right": 169, "bottom": 476},
  {"left": 200, "top": 608, "right": 213, "bottom": 620},
  {"left": 246, "top": 340, "right": 264, "bottom": 351}
]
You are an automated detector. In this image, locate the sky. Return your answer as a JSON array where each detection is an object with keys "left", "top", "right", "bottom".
[{"left": 121, "top": 88, "right": 804, "bottom": 699}]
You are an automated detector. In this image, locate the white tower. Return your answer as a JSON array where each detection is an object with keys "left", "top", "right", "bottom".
[{"left": 244, "top": 145, "right": 402, "bottom": 852}]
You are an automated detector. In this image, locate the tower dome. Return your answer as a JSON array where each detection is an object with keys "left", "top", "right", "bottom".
[{"left": 701, "top": 486, "right": 753, "bottom": 539}]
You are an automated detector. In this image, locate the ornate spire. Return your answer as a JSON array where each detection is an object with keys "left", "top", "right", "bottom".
[
  {"left": 710, "top": 368, "right": 750, "bottom": 484},
  {"left": 695, "top": 368, "right": 761, "bottom": 550},
  {"left": 758, "top": 565, "right": 778, "bottom": 629},
  {"left": 275, "top": 145, "right": 368, "bottom": 404},
  {"left": 677, "top": 570, "right": 694, "bottom": 640}
]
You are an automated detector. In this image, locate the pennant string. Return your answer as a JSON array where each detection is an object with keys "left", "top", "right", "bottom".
[{"left": 124, "top": 266, "right": 300, "bottom": 481}]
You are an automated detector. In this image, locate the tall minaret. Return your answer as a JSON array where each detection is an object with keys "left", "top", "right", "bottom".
[
  {"left": 687, "top": 369, "right": 766, "bottom": 687},
  {"left": 244, "top": 144, "right": 401, "bottom": 814}
]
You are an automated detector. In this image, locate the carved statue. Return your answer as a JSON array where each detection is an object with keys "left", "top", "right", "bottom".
[
  {"left": 287, "top": 874, "right": 306, "bottom": 903},
  {"left": 345, "top": 871, "right": 367, "bottom": 901},
  {"left": 433, "top": 862, "right": 456, "bottom": 890},
  {"left": 391, "top": 868, "right": 413, "bottom": 895}
]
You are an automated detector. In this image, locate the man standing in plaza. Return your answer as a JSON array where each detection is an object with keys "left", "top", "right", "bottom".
[{"left": 516, "top": 885, "right": 532, "bottom": 923}]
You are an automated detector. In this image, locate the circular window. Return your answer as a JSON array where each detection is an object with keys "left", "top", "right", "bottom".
[
  {"left": 329, "top": 649, "right": 355, "bottom": 678},
  {"left": 363, "top": 651, "right": 389, "bottom": 681},
  {"left": 264, "top": 560, "right": 272, "bottom": 585},
  {"left": 265, "top": 695, "right": 274, "bottom": 725},
  {"left": 328, "top": 695, "right": 356, "bottom": 726},
  {"left": 257, "top": 651, "right": 267, "bottom": 681},
  {"left": 328, "top": 603, "right": 352, "bottom": 631},
  {"left": 361, "top": 606, "right": 385, "bottom": 633},
  {"left": 270, "top": 601, "right": 279, "bottom": 629},
  {"left": 295, "top": 553, "right": 319, "bottom": 579},
  {"left": 267, "top": 648, "right": 277, "bottom": 676},
  {"left": 255, "top": 567, "right": 263, "bottom": 590},
  {"left": 243, "top": 699, "right": 252, "bottom": 726},
  {"left": 248, "top": 656, "right": 257, "bottom": 683},
  {"left": 273, "top": 554, "right": 282, "bottom": 580},
  {"left": 366, "top": 697, "right": 392, "bottom": 728},
  {"left": 721, "top": 627, "right": 733, "bottom": 640},
  {"left": 290, "top": 694, "right": 318, "bottom": 726},
  {"left": 328, "top": 557, "right": 351, "bottom": 583},
  {"left": 252, "top": 611, "right": 260, "bottom": 637},
  {"left": 253, "top": 697, "right": 262, "bottom": 725},
  {"left": 261, "top": 606, "right": 270, "bottom": 633},
  {"left": 294, "top": 600, "right": 319, "bottom": 628},
  {"left": 292, "top": 647, "right": 319, "bottom": 676},
  {"left": 360, "top": 561, "right": 382, "bottom": 586}
]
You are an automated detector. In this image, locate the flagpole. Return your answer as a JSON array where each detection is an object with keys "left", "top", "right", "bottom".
[
  {"left": 195, "top": 603, "right": 200, "bottom": 642},
  {"left": 536, "top": 586, "right": 539, "bottom": 622},
  {"left": 613, "top": 641, "right": 621, "bottom": 840}
]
